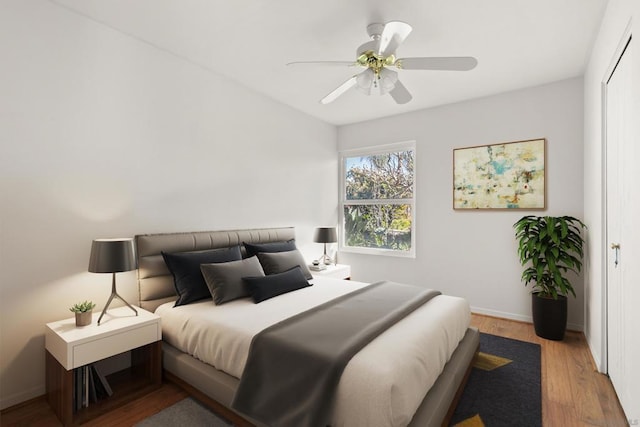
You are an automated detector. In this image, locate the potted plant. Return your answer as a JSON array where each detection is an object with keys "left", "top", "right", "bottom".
[
  {"left": 69, "top": 300, "right": 96, "bottom": 327},
  {"left": 513, "top": 215, "right": 586, "bottom": 340}
]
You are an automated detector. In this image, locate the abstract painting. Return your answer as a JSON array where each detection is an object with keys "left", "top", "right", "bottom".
[{"left": 453, "top": 138, "right": 546, "bottom": 209}]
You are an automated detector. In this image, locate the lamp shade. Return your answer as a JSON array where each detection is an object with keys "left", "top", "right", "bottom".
[
  {"left": 88, "top": 238, "right": 137, "bottom": 273},
  {"left": 313, "top": 227, "right": 337, "bottom": 244}
]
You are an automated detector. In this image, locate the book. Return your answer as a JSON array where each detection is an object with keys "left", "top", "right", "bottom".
[
  {"left": 88, "top": 365, "right": 98, "bottom": 404},
  {"left": 83, "top": 365, "right": 88, "bottom": 408},
  {"left": 91, "top": 364, "right": 113, "bottom": 399}
]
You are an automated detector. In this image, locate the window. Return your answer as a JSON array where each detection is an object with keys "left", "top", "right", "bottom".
[{"left": 340, "top": 141, "right": 415, "bottom": 257}]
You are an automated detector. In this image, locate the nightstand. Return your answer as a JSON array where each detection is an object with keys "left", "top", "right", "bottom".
[
  {"left": 311, "top": 263, "right": 351, "bottom": 280},
  {"left": 45, "top": 305, "right": 161, "bottom": 426}
]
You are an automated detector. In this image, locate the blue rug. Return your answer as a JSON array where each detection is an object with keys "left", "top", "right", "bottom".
[{"left": 450, "top": 333, "right": 542, "bottom": 427}]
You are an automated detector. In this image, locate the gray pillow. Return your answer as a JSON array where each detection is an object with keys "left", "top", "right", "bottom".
[
  {"left": 201, "top": 256, "right": 265, "bottom": 304},
  {"left": 256, "top": 250, "right": 313, "bottom": 280},
  {"left": 243, "top": 239, "right": 297, "bottom": 258}
]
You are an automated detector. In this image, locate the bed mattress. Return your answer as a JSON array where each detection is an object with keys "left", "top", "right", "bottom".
[{"left": 156, "top": 277, "right": 470, "bottom": 426}]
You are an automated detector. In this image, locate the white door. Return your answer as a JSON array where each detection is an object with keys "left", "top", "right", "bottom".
[{"left": 606, "top": 36, "right": 640, "bottom": 423}]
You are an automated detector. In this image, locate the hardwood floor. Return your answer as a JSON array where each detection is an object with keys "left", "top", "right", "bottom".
[
  {"left": 1, "top": 314, "right": 628, "bottom": 426},
  {"left": 0, "top": 381, "right": 189, "bottom": 427}
]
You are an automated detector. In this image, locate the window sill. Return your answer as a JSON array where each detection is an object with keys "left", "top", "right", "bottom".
[{"left": 340, "top": 246, "right": 415, "bottom": 258}]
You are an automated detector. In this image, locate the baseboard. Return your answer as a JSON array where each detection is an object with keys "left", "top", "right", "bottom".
[
  {"left": 586, "top": 337, "right": 605, "bottom": 373},
  {"left": 0, "top": 385, "right": 45, "bottom": 411},
  {"left": 471, "top": 306, "right": 532, "bottom": 323},
  {"left": 470, "top": 306, "right": 583, "bottom": 332}
]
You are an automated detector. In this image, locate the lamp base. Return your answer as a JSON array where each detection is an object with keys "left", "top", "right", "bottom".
[
  {"left": 318, "top": 253, "right": 334, "bottom": 265},
  {"left": 97, "top": 292, "right": 138, "bottom": 325},
  {"left": 97, "top": 273, "right": 138, "bottom": 325}
]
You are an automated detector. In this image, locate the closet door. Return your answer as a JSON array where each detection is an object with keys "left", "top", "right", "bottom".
[{"left": 605, "top": 36, "right": 639, "bottom": 423}]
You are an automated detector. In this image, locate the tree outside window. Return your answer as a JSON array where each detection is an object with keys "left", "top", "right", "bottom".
[{"left": 341, "top": 143, "right": 415, "bottom": 256}]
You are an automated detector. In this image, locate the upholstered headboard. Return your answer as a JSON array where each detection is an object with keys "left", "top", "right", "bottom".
[{"left": 135, "top": 227, "right": 296, "bottom": 312}]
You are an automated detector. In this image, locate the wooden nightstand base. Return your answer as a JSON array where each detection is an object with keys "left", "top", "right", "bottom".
[{"left": 46, "top": 341, "right": 161, "bottom": 426}]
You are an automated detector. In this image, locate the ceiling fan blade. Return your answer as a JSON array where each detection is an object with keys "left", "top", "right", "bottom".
[
  {"left": 378, "top": 21, "right": 412, "bottom": 57},
  {"left": 396, "top": 56, "right": 478, "bottom": 71},
  {"left": 286, "top": 61, "right": 356, "bottom": 68},
  {"left": 320, "top": 75, "right": 358, "bottom": 104},
  {"left": 389, "top": 79, "right": 412, "bottom": 104},
  {"left": 394, "top": 56, "right": 478, "bottom": 71}
]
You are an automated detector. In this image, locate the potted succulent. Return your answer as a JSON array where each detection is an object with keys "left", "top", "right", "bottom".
[
  {"left": 513, "top": 215, "right": 586, "bottom": 340},
  {"left": 69, "top": 300, "right": 96, "bottom": 327}
]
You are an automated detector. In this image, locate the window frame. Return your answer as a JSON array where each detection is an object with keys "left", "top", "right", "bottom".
[{"left": 339, "top": 141, "right": 416, "bottom": 258}]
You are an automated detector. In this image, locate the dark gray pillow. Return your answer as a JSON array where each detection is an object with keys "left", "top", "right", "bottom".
[
  {"left": 162, "top": 246, "right": 242, "bottom": 307},
  {"left": 243, "top": 239, "right": 297, "bottom": 258},
  {"left": 201, "top": 256, "right": 265, "bottom": 304},
  {"left": 244, "top": 266, "right": 312, "bottom": 303},
  {"left": 256, "top": 250, "right": 313, "bottom": 280}
]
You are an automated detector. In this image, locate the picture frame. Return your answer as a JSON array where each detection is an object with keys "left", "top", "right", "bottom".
[{"left": 453, "top": 138, "right": 546, "bottom": 210}]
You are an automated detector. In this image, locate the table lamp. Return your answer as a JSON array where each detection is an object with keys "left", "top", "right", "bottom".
[
  {"left": 313, "top": 227, "right": 337, "bottom": 265},
  {"left": 88, "top": 238, "right": 138, "bottom": 325}
]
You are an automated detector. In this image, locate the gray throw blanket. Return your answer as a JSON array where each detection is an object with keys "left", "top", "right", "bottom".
[{"left": 232, "top": 281, "right": 441, "bottom": 427}]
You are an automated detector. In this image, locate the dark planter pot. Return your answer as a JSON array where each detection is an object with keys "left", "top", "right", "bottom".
[{"left": 531, "top": 293, "right": 567, "bottom": 340}]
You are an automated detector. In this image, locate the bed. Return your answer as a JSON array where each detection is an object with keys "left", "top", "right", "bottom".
[{"left": 135, "top": 227, "right": 479, "bottom": 427}]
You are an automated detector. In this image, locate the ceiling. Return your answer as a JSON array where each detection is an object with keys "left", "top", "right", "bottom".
[{"left": 52, "top": 0, "right": 607, "bottom": 126}]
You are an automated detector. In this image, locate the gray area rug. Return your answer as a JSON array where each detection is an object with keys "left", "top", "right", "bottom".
[{"left": 135, "top": 397, "right": 231, "bottom": 427}]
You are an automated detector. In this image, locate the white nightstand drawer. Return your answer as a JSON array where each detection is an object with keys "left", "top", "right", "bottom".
[{"left": 72, "top": 323, "right": 159, "bottom": 368}]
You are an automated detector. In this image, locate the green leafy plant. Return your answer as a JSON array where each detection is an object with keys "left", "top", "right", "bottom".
[
  {"left": 69, "top": 300, "right": 96, "bottom": 313},
  {"left": 514, "top": 215, "right": 586, "bottom": 299}
]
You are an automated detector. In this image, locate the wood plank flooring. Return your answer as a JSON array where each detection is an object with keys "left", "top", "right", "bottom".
[{"left": 1, "top": 314, "right": 628, "bottom": 426}]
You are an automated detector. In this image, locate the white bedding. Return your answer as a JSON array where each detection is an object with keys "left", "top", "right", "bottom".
[{"left": 156, "top": 277, "right": 470, "bottom": 427}]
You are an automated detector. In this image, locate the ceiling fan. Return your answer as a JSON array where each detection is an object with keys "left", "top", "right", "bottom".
[{"left": 287, "top": 21, "right": 478, "bottom": 105}]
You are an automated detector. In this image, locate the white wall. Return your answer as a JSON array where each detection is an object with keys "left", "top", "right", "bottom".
[
  {"left": 338, "top": 78, "right": 585, "bottom": 329},
  {"left": 583, "top": 0, "right": 639, "bottom": 372},
  {"left": 0, "top": 0, "right": 337, "bottom": 409}
]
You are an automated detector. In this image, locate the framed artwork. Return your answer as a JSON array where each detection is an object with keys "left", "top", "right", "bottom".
[{"left": 453, "top": 138, "right": 546, "bottom": 210}]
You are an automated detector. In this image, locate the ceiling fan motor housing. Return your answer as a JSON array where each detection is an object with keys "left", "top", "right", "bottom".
[
  {"left": 357, "top": 23, "right": 385, "bottom": 57},
  {"left": 357, "top": 40, "right": 378, "bottom": 57},
  {"left": 366, "top": 23, "right": 385, "bottom": 39}
]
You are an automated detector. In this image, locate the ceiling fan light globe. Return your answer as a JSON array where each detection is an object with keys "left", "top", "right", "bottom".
[
  {"left": 379, "top": 80, "right": 395, "bottom": 95},
  {"left": 378, "top": 68, "right": 398, "bottom": 95},
  {"left": 356, "top": 69, "right": 374, "bottom": 92}
]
